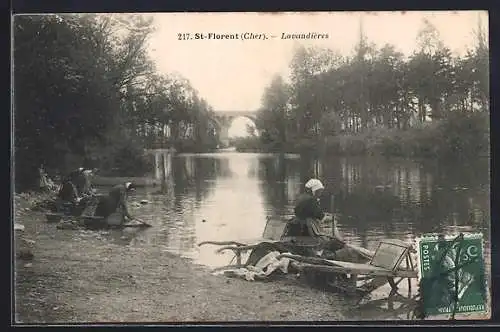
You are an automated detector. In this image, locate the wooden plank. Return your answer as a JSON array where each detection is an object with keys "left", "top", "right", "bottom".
[
  {"left": 344, "top": 243, "right": 375, "bottom": 260},
  {"left": 325, "top": 260, "right": 389, "bottom": 272},
  {"left": 278, "top": 254, "right": 342, "bottom": 267},
  {"left": 279, "top": 254, "right": 416, "bottom": 276}
]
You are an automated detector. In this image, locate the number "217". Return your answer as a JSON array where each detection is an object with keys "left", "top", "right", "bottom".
[{"left": 177, "top": 33, "right": 190, "bottom": 40}]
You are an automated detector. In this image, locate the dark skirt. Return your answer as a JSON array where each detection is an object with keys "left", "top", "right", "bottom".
[
  {"left": 58, "top": 181, "right": 77, "bottom": 202},
  {"left": 281, "top": 217, "right": 345, "bottom": 255},
  {"left": 281, "top": 217, "right": 322, "bottom": 238},
  {"left": 94, "top": 196, "right": 118, "bottom": 219}
]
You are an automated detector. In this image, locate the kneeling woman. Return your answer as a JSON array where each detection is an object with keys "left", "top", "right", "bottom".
[
  {"left": 56, "top": 168, "right": 90, "bottom": 216},
  {"left": 282, "top": 178, "right": 345, "bottom": 256},
  {"left": 94, "top": 182, "right": 136, "bottom": 226}
]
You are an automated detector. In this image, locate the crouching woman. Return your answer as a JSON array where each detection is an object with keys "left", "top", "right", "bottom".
[{"left": 93, "top": 182, "right": 136, "bottom": 227}]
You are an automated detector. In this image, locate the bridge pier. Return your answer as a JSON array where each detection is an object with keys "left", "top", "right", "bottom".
[{"left": 219, "top": 126, "right": 230, "bottom": 147}]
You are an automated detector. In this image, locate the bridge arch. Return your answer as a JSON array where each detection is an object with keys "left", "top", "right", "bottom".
[{"left": 211, "top": 110, "right": 259, "bottom": 147}]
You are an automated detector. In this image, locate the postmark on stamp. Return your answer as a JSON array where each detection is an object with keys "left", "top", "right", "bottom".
[{"left": 416, "top": 232, "right": 488, "bottom": 318}]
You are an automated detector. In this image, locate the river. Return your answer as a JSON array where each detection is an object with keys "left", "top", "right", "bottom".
[{"left": 93, "top": 150, "right": 491, "bottom": 274}]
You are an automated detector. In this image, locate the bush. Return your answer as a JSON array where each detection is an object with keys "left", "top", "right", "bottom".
[
  {"left": 437, "top": 111, "right": 489, "bottom": 159},
  {"left": 171, "top": 137, "right": 218, "bottom": 153},
  {"left": 320, "top": 111, "right": 489, "bottom": 160},
  {"left": 84, "top": 134, "right": 152, "bottom": 177},
  {"left": 232, "top": 136, "right": 264, "bottom": 152},
  {"left": 108, "top": 143, "right": 152, "bottom": 176},
  {"left": 407, "top": 126, "right": 440, "bottom": 158},
  {"left": 323, "top": 133, "right": 368, "bottom": 155},
  {"left": 228, "top": 111, "right": 489, "bottom": 160},
  {"left": 378, "top": 134, "right": 404, "bottom": 156}
]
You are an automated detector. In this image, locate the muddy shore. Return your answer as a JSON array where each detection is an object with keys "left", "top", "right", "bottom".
[{"left": 14, "top": 193, "right": 358, "bottom": 323}]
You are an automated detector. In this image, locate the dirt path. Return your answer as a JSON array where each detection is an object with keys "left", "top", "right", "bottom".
[{"left": 14, "top": 194, "right": 354, "bottom": 323}]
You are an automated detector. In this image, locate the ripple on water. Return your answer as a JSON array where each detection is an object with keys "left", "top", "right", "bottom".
[{"left": 109, "top": 153, "right": 490, "bottom": 272}]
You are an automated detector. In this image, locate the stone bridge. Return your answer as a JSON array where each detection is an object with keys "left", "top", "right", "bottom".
[{"left": 211, "top": 110, "right": 258, "bottom": 146}]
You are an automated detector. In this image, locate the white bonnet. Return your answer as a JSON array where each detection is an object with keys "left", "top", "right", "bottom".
[{"left": 305, "top": 179, "right": 324, "bottom": 193}]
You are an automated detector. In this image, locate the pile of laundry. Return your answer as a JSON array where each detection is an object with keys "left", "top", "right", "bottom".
[{"left": 214, "top": 251, "right": 294, "bottom": 281}]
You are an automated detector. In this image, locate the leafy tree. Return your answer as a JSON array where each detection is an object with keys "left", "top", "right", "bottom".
[
  {"left": 256, "top": 74, "right": 290, "bottom": 150},
  {"left": 254, "top": 16, "right": 489, "bottom": 159},
  {"left": 13, "top": 14, "right": 217, "bottom": 191}
]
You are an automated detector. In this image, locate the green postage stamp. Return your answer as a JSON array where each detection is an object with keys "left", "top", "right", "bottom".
[{"left": 416, "top": 232, "right": 488, "bottom": 318}]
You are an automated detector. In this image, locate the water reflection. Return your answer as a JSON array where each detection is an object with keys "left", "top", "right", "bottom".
[{"left": 104, "top": 151, "right": 490, "bottom": 270}]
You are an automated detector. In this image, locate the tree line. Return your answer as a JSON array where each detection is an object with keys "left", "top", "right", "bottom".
[
  {"left": 14, "top": 14, "right": 218, "bottom": 191},
  {"left": 253, "top": 18, "right": 489, "bottom": 158}
]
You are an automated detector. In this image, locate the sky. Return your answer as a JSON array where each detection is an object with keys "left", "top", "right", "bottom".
[{"left": 146, "top": 11, "right": 488, "bottom": 137}]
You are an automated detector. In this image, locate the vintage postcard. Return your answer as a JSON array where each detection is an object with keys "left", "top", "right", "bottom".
[{"left": 13, "top": 11, "right": 490, "bottom": 324}]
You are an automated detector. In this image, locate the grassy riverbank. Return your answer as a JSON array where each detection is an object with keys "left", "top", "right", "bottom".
[
  {"left": 234, "top": 113, "right": 489, "bottom": 160},
  {"left": 14, "top": 193, "right": 355, "bottom": 323}
]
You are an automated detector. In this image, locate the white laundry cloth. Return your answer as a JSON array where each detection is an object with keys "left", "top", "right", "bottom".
[{"left": 217, "top": 251, "right": 292, "bottom": 281}]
